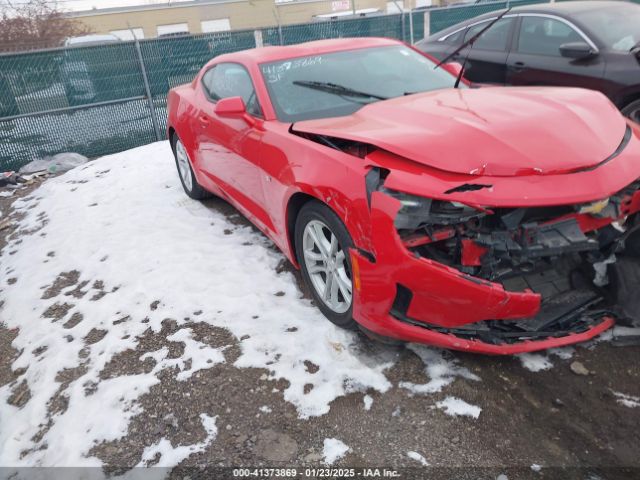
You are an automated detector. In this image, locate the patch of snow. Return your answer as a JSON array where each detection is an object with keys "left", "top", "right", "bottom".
[
  {"left": 582, "top": 328, "right": 614, "bottom": 349},
  {"left": 259, "top": 405, "right": 272, "bottom": 413},
  {"left": 50, "top": 375, "right": 158, "bottom": 467},
  {"left": 497, "top": 475, "right": 509, "bottom": 480},
  {"left": 517, "top": 348, "right": 574, "bottom": 372},
  {"left": 322, "top": 438, "right": 349, "bottom": 465},
  {"left": 611, "top": 391, "right": 640, "bottom": 408},
  {"left": 0, "top": 191, "right": 14, "bottom": 197},
  {"left": 435, "top": 396, "right": 481, "bottom": 419},
  {"left": 0, "top": 142, "right": 394, "bottom": 466},
  {"left": 548, "top": 347, "right": 574, "bottom": 360},
  {"left": 363, "top": 394, "right": 373, "bottom": 411},
  {"left": 19, "top": 153, "right": 88, "bottom": 175},
  {"left": 585, "top": 474, "right": 604, "bottom": 480},
  {"left": 141, "top": 328, "right": 226, "bottom": 381},
  {"left": 399, "top": 344, "right": 480, "bottom": 395},
  {"left": 531, "top": 463, "right": 542, "bottom": 472},
  {"left": 407, "top": 451, "right": 429, "bottom": 466},
  {"left": 137, "top": 414, "right": 217, "bottom": 467},
  {"left": 517, "top": 353, "right": 553, "bottom": 372}
]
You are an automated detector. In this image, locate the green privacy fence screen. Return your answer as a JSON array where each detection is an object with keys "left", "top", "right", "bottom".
[
  {"left": 428, "top": 0, "right": 547, "bottom": 34},
  {"left": 1, "top": 0, "right": 552, "bottom": 171}
]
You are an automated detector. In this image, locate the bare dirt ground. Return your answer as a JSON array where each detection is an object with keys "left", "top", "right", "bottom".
[{"left": 1, "top": 181, "right": 639, "bottom": 480}]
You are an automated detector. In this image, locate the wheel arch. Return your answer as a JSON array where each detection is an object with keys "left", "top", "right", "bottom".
[
  {"left": 285, "top": 191, "right": 318, "bottom": 268},
  {"left": 167, "top": 125, "right": 213, "bottom": 197},
  {"left": 284, "top": 184, "right": 372, "bottom": 269}
]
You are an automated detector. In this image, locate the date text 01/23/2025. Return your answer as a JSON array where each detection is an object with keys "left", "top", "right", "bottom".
[{"left": 232, "top": 468, "right": 402, "bottom": 478}]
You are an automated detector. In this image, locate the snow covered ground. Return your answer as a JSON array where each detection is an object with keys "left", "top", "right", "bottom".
[
  {"left": 0, "top": 142, "right": 482, "bottom": 470},
  {"left": 1, "top": 141, "right": 638, "bottom": 474}
]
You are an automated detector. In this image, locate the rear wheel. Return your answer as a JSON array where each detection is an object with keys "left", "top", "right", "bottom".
[
  {"left": 622, "top": 99, "right": 640, "bottom": 124},
  {"left": 295, "top": 201, "right": 358, "bottom": 330},
  {"left": 171, "top": 135, "right": 209, "bottom": 200}
]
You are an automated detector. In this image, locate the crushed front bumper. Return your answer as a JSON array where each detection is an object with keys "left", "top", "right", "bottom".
[{"left": 350, "top": 190, "right": 618, "bottom": 354}]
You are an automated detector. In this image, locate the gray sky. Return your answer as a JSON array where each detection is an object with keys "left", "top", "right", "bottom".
[{"left": 0, "top": 0, "right": 193, "bottom": 12}]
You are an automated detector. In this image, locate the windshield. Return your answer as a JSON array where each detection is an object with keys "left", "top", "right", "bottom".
[
  {"left": 573, "top": 4, "right": 640, "bottom": 52},
  {"left": 260, "top": 45, "right": 459, "bottom": 122}
]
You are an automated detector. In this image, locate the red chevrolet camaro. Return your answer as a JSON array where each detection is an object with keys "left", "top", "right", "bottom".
[{"left": 167, "top": 37, "right": 640, "bottom": 354}]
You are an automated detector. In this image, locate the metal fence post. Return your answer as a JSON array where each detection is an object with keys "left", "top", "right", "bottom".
[
  {"left": 273, "top": 8, "right": 284, "bottom": 46},
  {"left": 391, "top": 0, "right": 406, "bottom": 42},
  {"left": 409, "top": 8, "right": 415, "bottom": 44},
  {"left": 133, "top": 36, "right": 162, "bottom": 142},
  {"left": 424, "top": 10, "right": 430, "bottom": 38}
]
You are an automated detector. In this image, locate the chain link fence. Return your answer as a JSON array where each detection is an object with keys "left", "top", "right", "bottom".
[{"left": 1, "top": 0, "right": 555, "bottom": 171}]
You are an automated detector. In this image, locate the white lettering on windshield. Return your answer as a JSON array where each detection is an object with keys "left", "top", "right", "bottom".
[{"left": 262, "top": 56, "right": 323, "bottom": 83}]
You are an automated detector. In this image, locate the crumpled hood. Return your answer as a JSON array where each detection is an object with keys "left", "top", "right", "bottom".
[{"left": 292, "top": 87, "right": 628, "bottom": 177}]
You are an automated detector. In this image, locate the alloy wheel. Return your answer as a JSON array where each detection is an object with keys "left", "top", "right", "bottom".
[
  {"left": 302, "top": 219, "right": 352, "bottom": 314},
  {"left": 175, "top": 140, "right": 193, "bottom": 192}
]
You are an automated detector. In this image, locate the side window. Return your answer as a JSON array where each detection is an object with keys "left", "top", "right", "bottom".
[
  {"left": 463, "top": 18, "right": 514, "bottom": 52},
  {"left": 517, "top": 17, "right": 583, "bottom": 56},
  {"left": 202, "top": 63, "right": 263, "bottom": 117}
]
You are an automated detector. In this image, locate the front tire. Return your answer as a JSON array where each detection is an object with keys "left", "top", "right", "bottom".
[
  {"left": 171, "top": 135, "right": 210, "bottom": 200},
  {"left": 622, "top": 99, "right": 640, "bottom": 124},
  {"left": 295, "top": 201, "right": 358, "bottom": 330}
]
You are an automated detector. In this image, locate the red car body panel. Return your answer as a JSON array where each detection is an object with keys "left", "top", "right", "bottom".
[
  {"left": 293, "top": 87, "right": 627, "bottom": 177},
  {"left": 167, "top": 37, "right": 640, "bottom": 354},
  {"left": 350, "top": 193, "right": 617, "bottom": 354}
]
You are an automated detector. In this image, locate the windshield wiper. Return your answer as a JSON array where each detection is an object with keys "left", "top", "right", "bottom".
[
  {"left": 434, "top": 8, "right": 512, "bottom": 88},
  {"left": 292, "top": 80, "right": 388, "bottom": 101}
]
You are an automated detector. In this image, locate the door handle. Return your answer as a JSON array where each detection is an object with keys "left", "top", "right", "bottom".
[{"left": 509, "top": 61, "right": 526, "bottom": 72}]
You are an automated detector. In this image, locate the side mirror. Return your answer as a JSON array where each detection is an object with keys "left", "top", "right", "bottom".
[
  {"left": 214, "top": 95, "right": 263, "bottom": 130},
  {"left": 214, "top": 96, "right": 246, "bottom": 117},
  {"left": 559, "top": 42, "right": 596, "bottom": 60}
]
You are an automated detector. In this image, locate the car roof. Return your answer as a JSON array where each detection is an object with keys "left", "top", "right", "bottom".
[
  {"left": 211, "top": 37, "right": 403, "bottom": 66},
  {"left": 65, "top": 34, "right": 121, "bottom": 46},
  {"left": 424, "top": 0, "right": 633, "bottom": 41},
  {"left": 511, "top": 0, "right": 632, "bottom": 14}
]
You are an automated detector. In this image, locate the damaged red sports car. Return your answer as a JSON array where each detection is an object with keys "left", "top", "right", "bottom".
[{"left": 167, "top": 37, "right": 640, "bottom": 354}]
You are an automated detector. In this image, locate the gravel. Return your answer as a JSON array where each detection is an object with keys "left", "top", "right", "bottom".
[{"left": 1, "top": 177, "right": 639, "bottom": 476}]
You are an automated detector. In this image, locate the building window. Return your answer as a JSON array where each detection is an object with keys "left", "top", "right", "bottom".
[
  {"left": 201, "top": 18, "right": 231, "bottom": 33},
  {"left": 110, "top": 28, "right": 144, "bottom": 41},
  {"left": 157, "top": 23, "right": 189, "bottom": 37}
]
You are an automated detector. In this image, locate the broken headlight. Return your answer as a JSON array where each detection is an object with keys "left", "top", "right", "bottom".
[{"left": 383, "top": 189, "right": 486, "bottom": 230}]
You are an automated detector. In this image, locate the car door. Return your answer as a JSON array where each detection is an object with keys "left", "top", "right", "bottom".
[
  {"left": 455, "top": 17, "right": 516, "bottom": 84},
  {"left": 506, "top": 15, "right": 605, "bottom": 90},
  {"left": 194, "top": 62, "right": 272, "bottom": 231}
]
